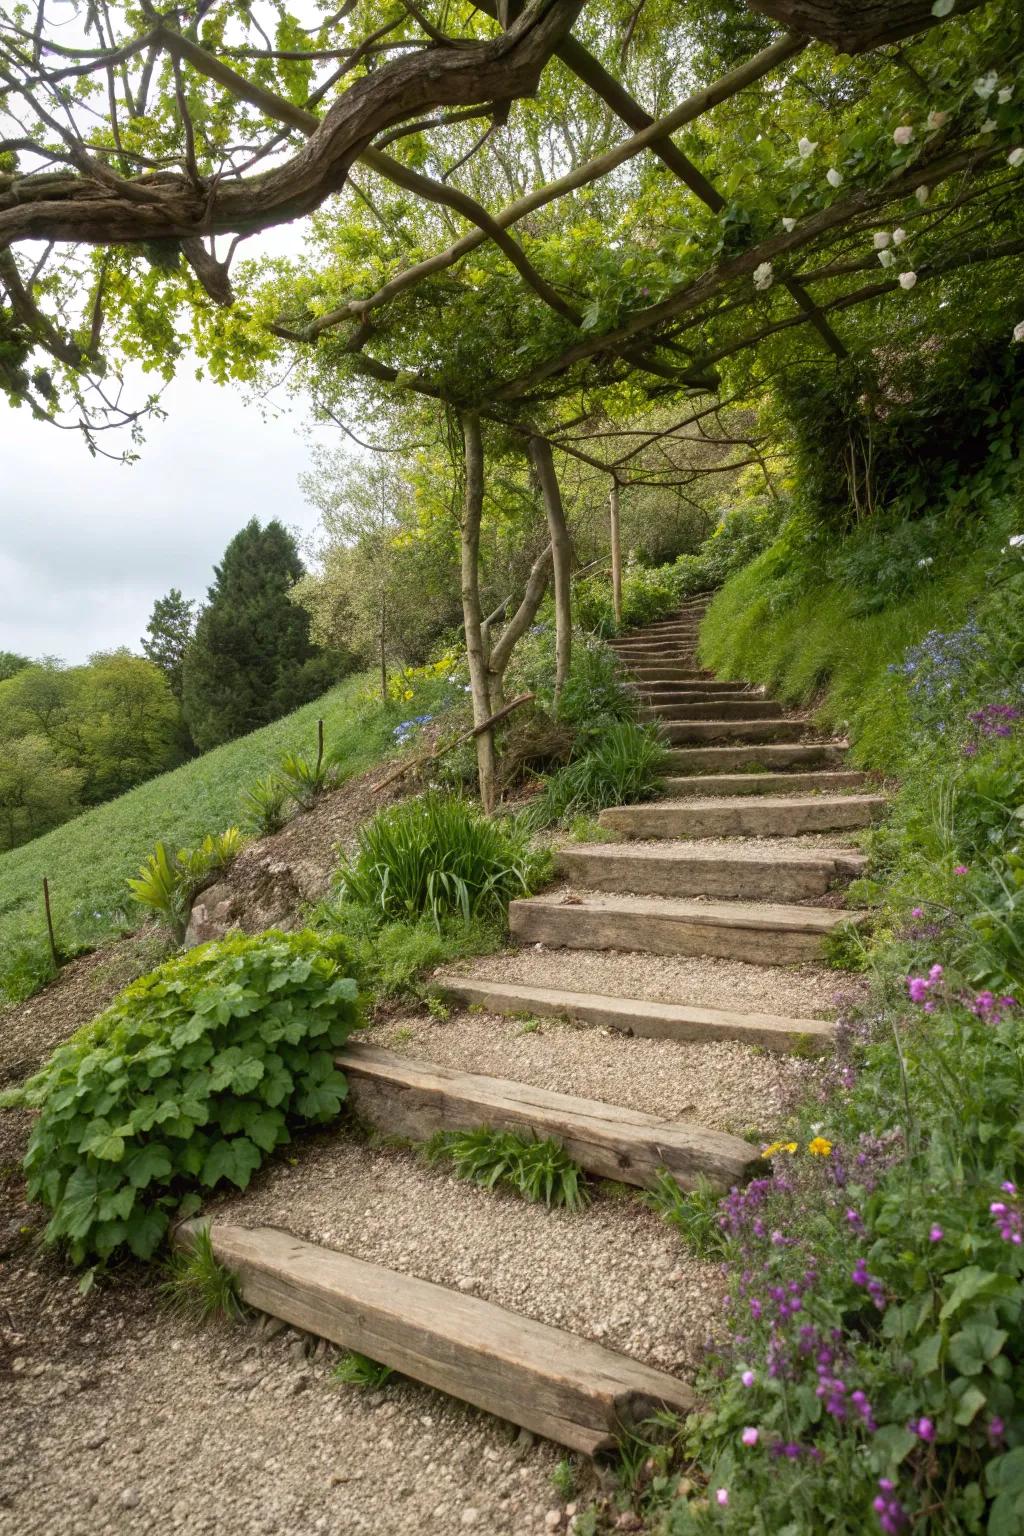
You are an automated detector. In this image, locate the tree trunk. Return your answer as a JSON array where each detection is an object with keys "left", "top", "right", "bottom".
[
  {"left": 744, "top": 0, "right": 985, "bottom": 54},
  {"left": 528, "top": 437, "right": 572, "bottom": 704},
  {"left": 609, "top": 481, "right": 623, "bottom": 630},
  {"left": 488, "top": 542, "right": 553, "bottom": 711},
  {"left": 379, "top": 592, "right": 388, "bottom": 700},
  {"left": 460, "top": 411, "right": 497, "bottom": 814}
]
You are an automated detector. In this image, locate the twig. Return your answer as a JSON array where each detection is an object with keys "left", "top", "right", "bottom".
[{"left": 370, "top": 693, "right": 535, "bottom": 793}]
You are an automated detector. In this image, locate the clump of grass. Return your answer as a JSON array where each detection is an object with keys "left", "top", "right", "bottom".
[
  {"left": 522, "top": 722, "right": 667, "bottom": 831},
  {"left": 424, "top": 1127, "right": 591, "bottom": 1211},
  {"left": 644, "top": 1171, "right": 729, "bottom": 1261},
  {"left": 332, "top": 1351, "right": 395, "bottom": 1388},
  {"left": 321, "top": 899, "right": 506, "bottom": 1000},
  {"left": 567, "top": 814, "right": 620, "bottom": 843},
  {"left": 160, "top": 1227, "right": 245, "bottom": 1323},
  {"left": 822, "top": 920, "right": 870, "bottom": 971},
  {"left": 337, "top": 792, "right": 548, "bottom": 927},
  {"left": 241, "top": 773, "right": 290, "bottom": 835},
  {"left": 551, "top": 1458, "right": 577, "bottom": 1499}
]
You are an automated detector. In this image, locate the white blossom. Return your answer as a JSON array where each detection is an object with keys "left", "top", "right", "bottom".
[
  {"left": 927, "top": 110, "right": 949, "bottom": 130},
  {"left": 892, "top": 227, "right": 908, "bottom": 245},
  {"left": 873, "top": 231, "right": 892, "bottom": 249},
  {"left": 781, "top": 217, "right": 797, "bottom": 232},
  {"left": 1010, "top": 534, "right": 1024, "bottom": 548},
  {"left": 826, "top": 168, "right": 843, "bottom": 188},
  {"left": 893, "top": 125, "right": 915, "bottom": 146},
  {"left": 917, "top": 557, "right": 934, "bottom": 568},
  {"left": 1013, "top": 321, "right": 1024, "bottom": 344},
  {"left": 898, "top": 271, "right": 918, "bottom": 290},
  {"left": 980, "top": 118, "right": 998, "bottom": 133},
  {"left": 1008, "top": 147, "right": 1024, "bottom": 168},
  {"left": 753, "top": 261, "right": 774, "bottom": 292},
  {"left": 998, "top": 87, "right": 1014, "bottom": 104},
  {"left": 878, "top": 249, "right": 895, "bottom": 268},
  {"left": 915, "top": 184, "right": 930, "bottom": 204},
  {"left": 974, "top": 71, "right": 999, "bottom": 99},
  {"left": 797, "top": 137, "right": 818, "bottom": 158}
]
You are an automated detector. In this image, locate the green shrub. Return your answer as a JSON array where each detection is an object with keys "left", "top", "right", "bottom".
[
  {"left": 555, "top": 643, "right": 638, "bottom": 733},
  {"left": 336, "top": 792, "right": 546, "bottom": 927},
  {"left": 573, "top": 564, "right": 681, "bottom": 636},
  {"left": 644, "top": 1171, "right": 730, "bottom": 1260},
  {"left": 2, "top": 930, "right": 360, "bottom": 1265},
  {"left": 424, "top": 1127, "right": 590, "bottom": 1210},
  {"left": 319, "top": 898, "right": 506, "bottom": 999},
  {"left": 126, "top": 828, "right": 243, "bottom": 941},
  {"left": 523, "top": 721, "right": 667, "bottom": 830},
  {"left": 278, "top": 749, "right": 337, "bottom": 811}
]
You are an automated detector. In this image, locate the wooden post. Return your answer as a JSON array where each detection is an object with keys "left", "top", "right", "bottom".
[
  {"left": 609, "top": 479, "right": 623, "bottom": 629},
  {"left": 315, "top": 718, "right": 324, "bottom": 777},
  {"left": 528, "top": 436, "right": 572, "bottom": 704},
  {"left": 42, "top": 876, "right": 59, "bottom": 973}
]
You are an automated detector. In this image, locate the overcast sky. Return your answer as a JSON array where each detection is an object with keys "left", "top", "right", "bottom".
[{"left": 0, "top": 369, "right": 334, "bottom": 666}]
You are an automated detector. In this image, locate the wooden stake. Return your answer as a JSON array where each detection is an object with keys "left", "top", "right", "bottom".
[
  {"left": 42, "top": 876, "right": 60, "bottom": 973},
  {"left": 315, "top": 718, "right": 325, "bottom": 777},
  {"left": 609, "top": 480, "right": 622, "bottom": 628}
]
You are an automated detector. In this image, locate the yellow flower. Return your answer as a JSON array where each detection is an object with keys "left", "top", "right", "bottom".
[
  {"left": 808, "top": 1137, "right": 833, "bottom": 1157},
  {"left": 403, "top": 689, "right": 414, "bottom": 700},
  {"left": 762, "top": 1140, "right": 798, "bottom": 1158}
]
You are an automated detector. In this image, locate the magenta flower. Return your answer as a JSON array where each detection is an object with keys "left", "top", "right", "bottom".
[
  {"left": 741, "top": 1369, "right": 755, "bottom": 1387},
  {"left": 716, "top": 1488, "right": 729, "bottom": 1507},
  {"left": 910, "top": 1416, "right": 935, "bottom": 1442},
  {"left": 929, "top": 1224, "right": 944, "bottom": 1242},
  {"left": 741, "top": 1426, "right": 759, "bottom": 1446},
  {"left": 954, "top": 864, "right": 969, "bottom": 875}
]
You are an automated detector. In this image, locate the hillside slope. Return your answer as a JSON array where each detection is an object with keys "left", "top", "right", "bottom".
[{"left": 0, "top": 671, "right": 447, "bottom": 994}]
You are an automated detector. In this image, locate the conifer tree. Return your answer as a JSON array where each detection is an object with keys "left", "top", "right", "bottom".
[
  {"left": 181, "top": 520, "right": 325, "bottom": 751},
  {"left": 141, "top": 588, "right": 196, "bottom": 700}
]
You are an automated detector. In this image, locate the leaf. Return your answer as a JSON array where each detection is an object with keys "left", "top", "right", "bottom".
[
  {"left": 124, "top": 1144, "right": 174, "bottom": 1189},
  {"left": 952, "top": 1383, "right": 987, "bottom": 1426},
  {"left": 199, "top": 1137, "right": 263, "bottom": 1190},
  {"left": 988, "top": 1450, "right": 1024, "bottom": 1498},
  {"left": 97, "top": 1185, "right": 137, "bottom": 1221},
  {"left": 125, "top": 1205, "right": 168, "bottom": 1259},
  {"left": 872, "top": 1424, "right": 917, "bottom": 1469},
  {"left": 931, "top": 0, "right": 955, "bottom": 15},
  {"left": 79, "top": 1120, "right": 126, "bottom": 1162},
  {"left": 940, "top": 1267, "right": 1015, "bottom": 1320},
  {"left": 949, "top": 1324, "right": 1007, "bottom": 1376}
]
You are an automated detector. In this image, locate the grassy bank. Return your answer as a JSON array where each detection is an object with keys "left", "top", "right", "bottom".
[{"left": 0, "top": 671, "right": 454, "bottom": 999}]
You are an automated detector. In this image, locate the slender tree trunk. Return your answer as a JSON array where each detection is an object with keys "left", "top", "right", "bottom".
[
  {"left": 460, "top": 411, "right": 497, "bottom": 813},
  {"left": 379, "top": 590, "right": 388, "bottom": 700},
  {"left": 528, "top": 436, "right": 572, "bottom": 703},
  {"left": 609, "top": 479, "right": 623, "bottom": 629},
  {"left": 487, "top": 542, "right": 552, "bottom": 711}
]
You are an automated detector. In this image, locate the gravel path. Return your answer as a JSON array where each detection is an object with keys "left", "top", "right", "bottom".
[
  {"left": 450, "top": 945, "right": 841, "bottom": 1019},
  {"left": 364, "top": 1007, "right": 818, "bottom": 1134}
]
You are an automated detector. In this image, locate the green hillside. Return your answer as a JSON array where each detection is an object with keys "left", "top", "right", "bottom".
[{"left": 0, "top": 671, "right": 448, "bottom": 996}]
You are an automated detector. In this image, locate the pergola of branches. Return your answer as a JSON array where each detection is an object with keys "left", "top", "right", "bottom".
[{"left": 1, "top": 0, "right": 1021, "bottom": 803}]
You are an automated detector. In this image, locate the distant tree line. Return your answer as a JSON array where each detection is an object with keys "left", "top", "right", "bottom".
[{"left": 0, "top": 518, "right": 352, "bottom": 852}]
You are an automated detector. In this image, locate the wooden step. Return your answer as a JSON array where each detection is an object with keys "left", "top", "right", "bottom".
[
  {"left": 666, "top": 742, "right": 849, "bottom": 772},
  {"left": 510, "top": 892, "right": 867, "bottom": 964},
  {"left": 641, "top": 700, "right": 784, "bottom": 721},
  {"left": 555, "top": 842, "right": 866, "bottom": 901},
  {"left": 630, "top": 679, "right": 754, "bottom": 695},
  {"left": 660, "top": 718, "right": 810, "bottom": 743},
  {"left": 626, "top": 668, "right": 715, "bottom": 683},
  {"left": 599, "top": 793, "right": 884, "bottom": 839},
  {"left": 639, "top": 691, "right": 766, "bottom": 708},
  {"left": 174, "top": 1220, "right": 694, "bottom": 1455},
  {"left": 337, "top": 1044, "right": 759, "bottom": 1192},
  {"left": 434, "top": 977, "right": 834, "bottom": 1054},
  {"left": 611, "top": 634, "right": 699, "bottom": 648},
  {"left": 663, "top": 769, "right": 867, "bottom": 797}
]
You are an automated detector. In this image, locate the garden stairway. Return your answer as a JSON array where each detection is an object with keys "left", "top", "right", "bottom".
[{"left": 186, "top": 595, "right": 883, "bottom": 1460}]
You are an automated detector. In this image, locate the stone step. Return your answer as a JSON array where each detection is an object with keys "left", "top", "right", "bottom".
[
  {"left": 509, "top": 892, "right": 867, "bottom": 965},
  {"left": 660, "top": 718, "right": 811, "bottom": 743},
  {"left": 336, "top": 1044, "right": 759, "bottom": 1193},
  {"left": 555, "top": 841, "right": 866, "bottom": 900},
  {"left": 662, "top": 769, "right": 867, "bottom": 797},
  {"left": 599, "top": 793, "right": 885, "bottom": 839},
  {"left": 611, "top": 633, "right": 699, "bottom": 647},
  {"left": 174, "top": 1220, "right": 694, "bottom": 1455},
  {"left": 666, "top": 742, "right": 850, "bottom": 772},
  {"left": 434, "top": 977, "right": 834, "bottom": 1054},
  {"left": 641, "top": 700, "right": 784, "bottom": 721},
  {"left": 640, "top": 693, "right": 768, "bottom": 710}
]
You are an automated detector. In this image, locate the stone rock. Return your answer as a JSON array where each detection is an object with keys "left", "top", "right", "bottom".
[
  {"left": 184, "top": 885, "right": 241, "bottom": 948},
  {"left": 120, "top": 1488, "right": 142, "bottom": 1510}
]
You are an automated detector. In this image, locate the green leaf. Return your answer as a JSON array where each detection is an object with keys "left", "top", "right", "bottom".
[
  {"left": 97, "top": 1185, "right": 137, "bottom": 1221},
  {"left": 940, "top": 1267, "right": 1015, "bottom": 1321},
  {"left": 949, "top": 1324, "right": 1007, "bottom": 1376},
  {"left": 911, "top": 1332, "right": 943, "bottom": 1374},
  {"left": 200, "top": 1137, "right": 263, "bottom": 1190},
  {"left": 952, "top": 1383, "right": 987, "bottom": 1426},
  {"left": 988, "top": 1450, "right": 1024, "bottom": 1498},
  {"left": 124, "top": 1144, "right": 174, "bottom": 1189},
  {"left": 872, "top": 1424, "right": 917, "bottom": 1469},
  {"left": 79, "top": 1120, "right": 126, "bottom": 1162}
]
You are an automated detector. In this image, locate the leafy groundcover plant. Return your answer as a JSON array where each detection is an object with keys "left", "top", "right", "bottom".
[{"left": 2, "top": 929, "right": 359, "bottom": 1267}]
